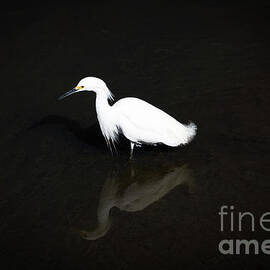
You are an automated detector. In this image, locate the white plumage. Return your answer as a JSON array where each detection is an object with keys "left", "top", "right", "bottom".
[{"left": 58, "top": 77, "right": 197, "bottom": 158}]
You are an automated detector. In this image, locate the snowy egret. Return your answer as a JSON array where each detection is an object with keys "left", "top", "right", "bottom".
[{"left": 58, "top": 77, "right": 197, "bottom": 158}]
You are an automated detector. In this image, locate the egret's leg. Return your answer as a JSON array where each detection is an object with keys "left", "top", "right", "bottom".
[{"left": 130, "top": 142, "right": 135, "bottom": 160}]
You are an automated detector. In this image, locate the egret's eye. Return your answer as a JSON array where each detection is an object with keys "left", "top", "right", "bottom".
[{"left": 76, "top": 86, "right": 84, "bottom": 90}]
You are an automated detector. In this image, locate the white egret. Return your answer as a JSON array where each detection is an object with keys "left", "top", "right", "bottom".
[{"left": 58, "top": 77, "right": 197, "bottom": 158}]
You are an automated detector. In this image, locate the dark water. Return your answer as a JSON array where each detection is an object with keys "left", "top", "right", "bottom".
[{"left": 1, "top": 2, "right": 270, "bottom": 269}]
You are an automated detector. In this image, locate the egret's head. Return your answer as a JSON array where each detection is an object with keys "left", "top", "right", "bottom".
[
  {"left": 58, "top": 77, "right": 114, "bottom": 101},
  {"left": 76, "top": 77, "right": 107, "bottom": 91}
]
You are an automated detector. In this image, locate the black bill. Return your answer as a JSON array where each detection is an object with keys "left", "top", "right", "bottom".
[{"left": 58, "top": 88, "right": 77, "bottom": 100}]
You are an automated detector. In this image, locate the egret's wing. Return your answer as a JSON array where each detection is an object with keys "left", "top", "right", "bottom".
[{"left": 113, "top": 97, "right": 194, "bottom": 146}]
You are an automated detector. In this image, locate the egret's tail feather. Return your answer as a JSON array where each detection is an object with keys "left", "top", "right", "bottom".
[
  {"left": 164, "top": 121, "right": 197, "bottom": 147},
  {"left": 185, "top": 122, "right": 197, "bottom": 142}
]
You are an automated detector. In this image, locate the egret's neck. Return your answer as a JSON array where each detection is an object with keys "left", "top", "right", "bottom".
[
  {"left": 94, "top": 88, "right": 119, "bottom": 147},
  {"left": 95, "top": 91, "right": 112, "bottom": 115}
]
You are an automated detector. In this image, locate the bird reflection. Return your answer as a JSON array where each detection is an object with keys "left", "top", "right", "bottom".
[{"left": 80, "top": 159, "right": 195, "bottom": 240}]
